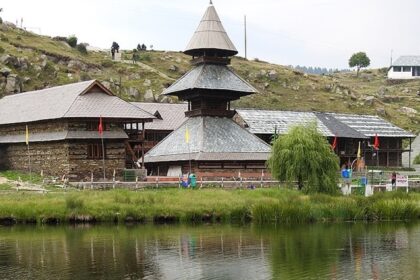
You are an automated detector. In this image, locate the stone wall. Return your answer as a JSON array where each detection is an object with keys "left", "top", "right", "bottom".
[
  {"left": 68, "top": 140, "right": 126, "bottom": 181},
  {"left": 5, "top": 141, "right": 69, "bottom": 176}
]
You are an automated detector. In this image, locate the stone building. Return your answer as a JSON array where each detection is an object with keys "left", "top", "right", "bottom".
[
  {"left": 144, "top": 2, "right": 272, "bottom": 178},
  {"left": 0, "top": 80, "right": 155, "bottom": 180}
]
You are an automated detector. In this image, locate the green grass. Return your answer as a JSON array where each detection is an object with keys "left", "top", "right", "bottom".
[
  {"left": 0, "top": 188, "right": 419, "bottom": 225},
  {"left": 0, "top": 170, "right": 43, "bottom": 184},
  {"left": 414, "top": 154, "right": 420, "bottom": 165}
]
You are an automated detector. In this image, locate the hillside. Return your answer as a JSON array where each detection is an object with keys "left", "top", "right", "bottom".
[{"left": 0, "top": 22, "right": 419, "bottom": 133}]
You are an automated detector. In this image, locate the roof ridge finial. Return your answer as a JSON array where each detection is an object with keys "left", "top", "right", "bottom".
[{"left": 210, "top": 0, "right": 213, "bottom": 5}]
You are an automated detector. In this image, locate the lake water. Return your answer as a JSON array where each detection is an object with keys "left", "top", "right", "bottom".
[{"left": 0, "top": 223, "right": 419, "bottom": 279}]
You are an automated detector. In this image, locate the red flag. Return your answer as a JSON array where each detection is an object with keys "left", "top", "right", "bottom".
[
  {"left": 98, "top": 116, "right": 103, "bottom": 135},
  {"left": 331, "top": 136, "right": 337, "bottom": 150},
  {"left": 373, "top": 133, "right": 379, "bottom": 150}
]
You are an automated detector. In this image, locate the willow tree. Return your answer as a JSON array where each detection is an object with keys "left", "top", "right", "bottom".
[{"left": 267, "top": 123, "right": 340, "bottom": 194}]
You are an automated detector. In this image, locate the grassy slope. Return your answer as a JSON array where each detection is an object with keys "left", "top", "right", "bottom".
[{"left": 0, "top": 24, "right": 419, "bottom": 133}]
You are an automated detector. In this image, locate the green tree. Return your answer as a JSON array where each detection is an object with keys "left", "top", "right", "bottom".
[
  {"left": 267, "top": 123, "right": 339, "bottom": 194},
  {"left": 76, "top": 43, "right": 87, "bottom": 55},
  {"left": 348, "top": 52, "right": 370, "bottom": 76},
  {"left": 67, "top": 35, "right": 78, "bottom": 48}
]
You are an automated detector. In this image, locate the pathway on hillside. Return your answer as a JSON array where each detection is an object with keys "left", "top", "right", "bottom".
[{"left": 121, "top": 60, "right": 176, "bottom": 81}]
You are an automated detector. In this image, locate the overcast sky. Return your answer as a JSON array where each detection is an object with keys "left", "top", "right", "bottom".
[{"left": 2, "top": 0, "right": 419, "bottom": 69}]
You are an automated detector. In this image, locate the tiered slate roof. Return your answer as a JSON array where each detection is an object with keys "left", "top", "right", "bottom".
[
  {"left": 145, "top": 117, "right": 271, "bottom": 162},
  {"left": 184, "top": 3, "right": 238, "bottom": 57},
  {"left": 0, "top": 80, "right": 156, "bottom": 143},
  {"left": 0, "top": 130, "right": 128, "bottom": 144},
  {"left": 163, "top": 64, "right": 256, "bottom": 96},
  {"left": 145, "top": 2, "right": 271, "bottom": 164},
  {"left": 235, "top": 109, "right": 415, "bottom": 138},
  {"left": 131, "top": 102, "right": 188, "bottom": 131},
  {"left": 0, "top": 80, "right": 155, "bottom": 125},
  {"left": 329, "top": 113, "right": 415, "bottom": 138}
]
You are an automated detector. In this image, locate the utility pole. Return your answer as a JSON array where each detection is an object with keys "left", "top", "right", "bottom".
[
  {"left": 244, "top": 15, "right": 248, "bottom": 60},
  {"left": 390, "top": 49, "right": 393, "bottom": 66}
]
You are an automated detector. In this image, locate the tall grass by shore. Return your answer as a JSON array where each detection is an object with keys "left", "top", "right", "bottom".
[{"left": 0, "top": 188, "right": 419, "bottom": 225}]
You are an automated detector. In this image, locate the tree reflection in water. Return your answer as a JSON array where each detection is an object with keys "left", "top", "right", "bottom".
[{"left": 0, "top": 223, "right": 419, "bottom": 279}]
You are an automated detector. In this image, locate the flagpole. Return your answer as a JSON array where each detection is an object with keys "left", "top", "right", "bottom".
[
  {"left": 101, "top": 135, "right": 106, "bottom": 180},
  {"left": 26, "top": 125, "right": 32, "bottom": 181},
  {"left": 27, "top": 142, "right": 31, "bottom": 181},
  {"left": 188, "top": 142, "right": 191, "bottom": 174},
  {"left": 99, "top": 116, "right": 106, "bottom": 181}
]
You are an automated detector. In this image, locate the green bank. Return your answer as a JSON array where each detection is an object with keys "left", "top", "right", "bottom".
[{"left": 0, "top": 188, "right": 419, "bottom": 225}]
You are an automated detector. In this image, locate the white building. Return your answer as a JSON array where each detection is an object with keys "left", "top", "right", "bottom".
[{"left": 388, "top": 56, "right": 420, "bottom": 79}]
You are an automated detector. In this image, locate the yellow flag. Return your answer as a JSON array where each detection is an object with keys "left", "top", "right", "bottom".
[
  {"left": 357, "top": 141, "right": 361, "bottom": 158},
  {"left": 25, "top": 125, "right": 29, "bottom": 145},
  {"left": 185, "top": 126, "right": 190, "bottom": 144}
]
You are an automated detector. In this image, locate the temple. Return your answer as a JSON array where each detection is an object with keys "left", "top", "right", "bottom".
[{"left": 144, "top": 2, "right": 272, "bottom": 177}]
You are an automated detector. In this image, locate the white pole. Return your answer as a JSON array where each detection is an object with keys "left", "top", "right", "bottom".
[{"left": 244, "top": 15, "right": 248, "bottom": 60}]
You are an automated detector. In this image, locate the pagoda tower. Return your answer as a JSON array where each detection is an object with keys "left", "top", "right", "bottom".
[{"left": 144, "top": 2, "right": 271, "bottom": 177}]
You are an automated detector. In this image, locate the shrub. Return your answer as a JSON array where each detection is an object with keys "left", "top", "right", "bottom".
[
  {"left": 140, "top": 53, "right": 151, "bottom": 62},
  {"left": 76, "top": 43, "right": 87, "bottom": 54},
  {"left": 414, "top": 154, "right": 420, "bottom": 165},
  {"left": 66, "top": 195, "right": 84, "bottom": 210},
  {"left": 101, "top": 60, "right": 114, "bottom": 68},
  {"left": 80, "top": 72, "right": 91, "bottom": 81},
  {"left": 16, "top": 35, "right": 21, "bottom": 40},
  {"left": 66, "top": 36, "right": 78, "bottom": 47},
  {"left": 0, "top": 46, "right": 4, "bottom": 53},
  {"left": 52, "top": 36, "right": 67, "bottom": 42},
  {"left": 0, "top": 34, "right": 8, "bottom": 42}
]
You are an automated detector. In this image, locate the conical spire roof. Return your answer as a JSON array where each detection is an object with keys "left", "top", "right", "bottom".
[{"left": 184, "top": 3, "right": 238, "bottom": 57}]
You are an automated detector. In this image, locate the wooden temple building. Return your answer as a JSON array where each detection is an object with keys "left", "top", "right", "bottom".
[
  {"left": 135, "top": 102, "right": 415, "bottom": 170},
  {"left": 144, "top": 2, "right": 272, "bottom": 177},
  {"left": 234, "top": 109, "right": 416, "bottom": 167},
  {"left": 0, "top": 80, "right": 155, "bottom": 180}
]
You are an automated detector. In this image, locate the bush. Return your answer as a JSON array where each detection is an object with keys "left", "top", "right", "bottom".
[
  {"left": 66, "top": 36, "right": 78, "bottom": 47},
  {"left": 52, "top": 36, "right": 67, "bottom": 42},
  {"left": 0, "top": 46, "right": 4, "bottom": 54},
  {"left": 101, "top": 60, "right": 114, "bottom": 68},
  {"left": 414, "top": 154, "right": 420, "bottom": 165},
  {"left": 16, "top": 35, "right": 21, "bottom": 40},
  {"left": 140, "top": 53, "right": 151, "bottom": 62},
  {"left": 76, "top": 43, "right": 87, "bottom": 54},
  {"left": 0, "top": 34, "right": 8, "bottom": 42}
]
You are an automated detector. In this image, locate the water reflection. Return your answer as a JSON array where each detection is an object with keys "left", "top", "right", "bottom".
[{"left": 0, "top": 223, "right": 418, "bottom": 279}]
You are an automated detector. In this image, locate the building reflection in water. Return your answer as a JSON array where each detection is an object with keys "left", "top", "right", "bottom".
[{"left": 0, "top": 223, "right": 419, "bottom": 279}]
